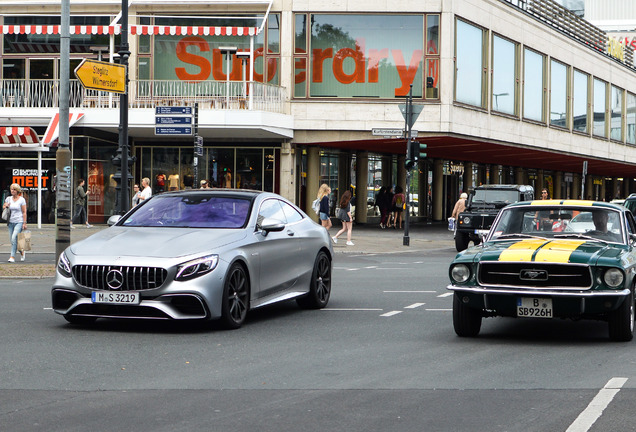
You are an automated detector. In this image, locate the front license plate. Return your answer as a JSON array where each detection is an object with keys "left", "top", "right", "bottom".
[
  {"left": 91, "top": 291, "right": 140, "bottom": 305},
  {"left": 517, "top": 297, "right": 552, "bottom": 318}
]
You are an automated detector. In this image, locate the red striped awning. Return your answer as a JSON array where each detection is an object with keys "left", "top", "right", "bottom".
[
  {"left": 0, "top": 126, "right": 42, "bottom": 148},
  {"left": 0, "top": 25, "right": 259, "bottom": 36},
  {"left": 43, "top": 112, "right": 85, "bottom": 146}
]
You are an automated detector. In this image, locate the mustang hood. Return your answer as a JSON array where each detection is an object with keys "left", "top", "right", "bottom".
[
  {"left": 475, "top": 238, "right": 620, "bottom": 264},
  {"left": 69, "top": 227, "right": 247, "bottom": 258}
]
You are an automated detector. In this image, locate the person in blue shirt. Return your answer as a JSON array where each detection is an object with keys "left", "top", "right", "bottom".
[{"left": 317, "top": 183, "right": 332, "bottom": 231}]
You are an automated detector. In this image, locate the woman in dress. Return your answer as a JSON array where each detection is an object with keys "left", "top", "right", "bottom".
[
  {"left": 332, "top": 190, "right": 354, "bottom": 246},
  {"left": 2, "top": 183, "right": 27, "bottom": 262},
  {"left": 317, "top": 183, "right": 332, "bottom": 230}
]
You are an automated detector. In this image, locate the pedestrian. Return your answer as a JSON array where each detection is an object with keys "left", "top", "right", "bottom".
[
  {"left": 132, "top": 184, "right": 141, "bottom": 207},
  {"left": 200, "top": 179, "right": 210, "bottom": 189},
  {"left": 391, "top": 185, "right": 405, "bottom": 229},
  {"left": 317, "top": 183, "right": 332, "bottom": 230},
  {"left": 386, "top": 186, "right": 395, "bottom": 228},
  {"left": 332, "top": 190, "right": 354, "bottom": 246},
  {"left": 375, "top": 186, "right": 391, "bottom": 229},
  {"left": 451, "top": 192, "right": 468, "bottom": 221},
  {"left": 3, "top": 183, "right": 27, "bottom": 262},
  {"left": 71, "top": 178, "right": 92, "bottom": 229},
  {"left": 138, "top": 177, "right": 152, "bottom": 202}
]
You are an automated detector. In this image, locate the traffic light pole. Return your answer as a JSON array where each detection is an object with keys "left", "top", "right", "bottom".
[{"left": 403, "top": 86, "right": 413, "bottom": 246}]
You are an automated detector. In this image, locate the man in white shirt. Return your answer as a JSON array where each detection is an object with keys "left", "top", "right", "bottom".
[{"left": 138, "top": 177, "right": 152, "bottom": 202}]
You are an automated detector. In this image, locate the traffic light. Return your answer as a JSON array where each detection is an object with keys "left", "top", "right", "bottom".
[{"left": 405, "top": 140, "right": 427, "bottom": 169}]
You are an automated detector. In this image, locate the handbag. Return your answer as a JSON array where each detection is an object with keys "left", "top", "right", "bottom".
[
  {"left": 17, "top": 230, "right": 31, "bottom": 252},
  {"left": 1, "top": 206, "right": 9, "bottom": 222}
]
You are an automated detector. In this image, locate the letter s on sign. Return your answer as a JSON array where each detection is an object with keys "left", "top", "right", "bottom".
[{"left": 175, "top": 37, "right": 211, "bottom": 81}]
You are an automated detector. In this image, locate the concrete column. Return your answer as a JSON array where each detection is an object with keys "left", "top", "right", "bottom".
[
  {"left": 554, "top": 171, "right": 563, "bottom": 200},
  {"left": 536, "top": 170, "right": 545, "bottom": 199},
  {"left": 601, "top": 178, "right": 606, "bottom": 201},
  {"left": 279, "top": 141, "right": 295, "bottom": 202},
  {"left": 382, "top": 156, "right": 391, "bottom": 189},
  {"left": 355, "top": 151, "right": 369, "bottom": 224},
  {"left": 419, "top": 161, "right": 429, "bottom": 219},
  {"left": 515, "top": 167, "right": 525, "bottom": 186},
  {"left": 433, "top": 159, "right": 444, "bottom": 222},
  {"left": 573, "top": 173, "right": 581, "bottom": 199},
  {"left": 585, "top": 176, "right": 593, "bottom": 200},
  {"left": 397, "top": 155, "right": 406, "bottom": 193},
  {"left": 463, "top": 162, "right": 473, "bottom": 192},
  {"left": 306, "top": 146, "right": 320, "bottom": 222},
  {"left": 624, "top": 177, "right": 634, "bottom": 198},
  {"left": 338, "top": 155, "right": 349, "bottom": 209}
]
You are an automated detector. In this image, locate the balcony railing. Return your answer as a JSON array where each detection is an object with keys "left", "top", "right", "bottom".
[{"left": 0, "top": 79, "right": 287, "bottom": 114}]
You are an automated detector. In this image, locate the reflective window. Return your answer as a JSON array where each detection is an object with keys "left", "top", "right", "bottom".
[
  {"left": 593, "top": 78, "right": 607, "bottom": 137},
  {"left": 523, "top": 48, "right": 544, "bottom": 122},
  {"left": 627, "top": 93, "right": 636, "bottom": 145},
  {"left": 550, "top": 60, "right": 567, "bottom": 128},
  {"left": 425, "top": 14, "right": 440, "bottom": 100},
  {"left": 455, "top": 19, "right": 485, "bottom": 107},
  {"left": 492, "top": 35, "right": 516, "bottom": 115},
  {"left": 610, "top": 85, "right": 623, "bottom": 141},
  {"left": 258, "top": 199, "right": 286, "bottom": 224},
  {"left": 280, "top": 201, "right": 304, "bottom": 223},
  {"left": 573, "top": 70, "right": 588, "bottom": 133}
]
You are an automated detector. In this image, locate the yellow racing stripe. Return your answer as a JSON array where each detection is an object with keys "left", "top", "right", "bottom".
[
  {"left": 498, "top": 239, "right": 547, "bottom": 262},
  {"left": 534, "top": 240, "right": 585, "bottom": 263}
]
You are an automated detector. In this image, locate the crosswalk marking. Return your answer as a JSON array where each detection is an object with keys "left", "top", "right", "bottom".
[
  {"left": 380, "top": 311, "right": 402, "bottom": 317},
  {"left": 405, "top": 303, "right": 425, "bottom": 309}
]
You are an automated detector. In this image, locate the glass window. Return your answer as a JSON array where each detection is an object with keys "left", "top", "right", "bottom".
[
  {"left": 593, "top": 78, "right": 607, "bottom": 137},
  {"left": 310, "top": 14, "right": 423, "bottom": 98},
  {"left": 492, "top": 35, "right": 516, "bottom": 115},
  {"left": 236, "top": 148, "right": 263, "bottom": 190},
  {"left": 294, "top": 57, "right": 307, "bottom": 98},
  {"left": 425, "top": 14, "right": 440, "bottom": 100},
  {"left": 523, "top": 48, "right": 544, "bottom": 122},
  {"left": 550, "top": 60, "right": 567, "bottom": 128},
  {"left": 258, "top": 199, "right": 286, "bottom": 224},
  {"left": 627, "top": 92, "right": 636, "bottom": 145},
  {"left": 426, "top": 15, "right": 439, "bottom": 55},
  {"left": 268, "top": 14, "right": 280, "bottom": 54},
  {"left": 455, "top": 19, "right": 485, "bottom": 107},
  {"left": 573, "top": 70, "right": 588, "bottom": 133},
  {"left": 281, "top": 201, "right": 303, "bottom": 223},
  {"left": 295, "top": 14, "right": 307, "bottom": 54},
  {"left": 138, "top": 16, "right": 151, "bottom": 54},
  {"left": 610, "top": 85, "right": 623, "bottom": 141}
]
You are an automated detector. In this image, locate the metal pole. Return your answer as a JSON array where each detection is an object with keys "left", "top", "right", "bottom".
[
  {"left": 117, "top": 0, "right": 130, "bottom": 214},
  {"left": 403, "top": 86, "right": 413, "bottom": 246},
  {"left": 193, "top": 103, "right": 199, "bottom": 186},
  {"left": 56, "top": 0, "right": 71, "bottom": 259}
]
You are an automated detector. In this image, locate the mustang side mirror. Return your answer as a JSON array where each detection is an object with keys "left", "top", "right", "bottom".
[
  {"left": 630, "top": 233, "right": 636, "bottom": 245},
  {"left": 476, "top": 229, "right": 489, "bottom": 243},
  {"left": 259, "top": 217, "right": 285, "bottom": 236}
]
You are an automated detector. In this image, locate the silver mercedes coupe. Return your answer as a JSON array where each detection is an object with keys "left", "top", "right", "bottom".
[{"left": 51, "top": 189, "right": 333, "bottom": 329}]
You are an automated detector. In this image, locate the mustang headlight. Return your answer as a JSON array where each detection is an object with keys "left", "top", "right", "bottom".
[
  {"left": 603, "top": 268, "right": 624, "bottom": 288},
  {"left": 57, "top": 252, "right": 72, "bottom": 278},
  {"left": 175, "top": 255, "right": 219, "bottom": 281},
  {"left": 451, "top": 264, "right": 471, "bottom": 283}
]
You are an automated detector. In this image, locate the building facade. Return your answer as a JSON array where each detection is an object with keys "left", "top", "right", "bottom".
[{"left": 2, "top": 0, "right": 636, "bottom": 225}]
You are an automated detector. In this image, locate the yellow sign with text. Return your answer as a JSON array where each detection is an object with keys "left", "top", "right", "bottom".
[{"left": 74, "top": 59, "right": 126, "bottom": 94}]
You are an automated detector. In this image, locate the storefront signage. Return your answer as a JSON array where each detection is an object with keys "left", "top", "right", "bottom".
[
  {"left": 449, "top": 163, "right": 464, "bottom": 175},
  {"left": 74, "top": 59, "right": 126, "bottom": 94},
  {"left": 11, "top": 169, "right": 49, "bottom": 189},
  {"left": 607, "top": 37, "right": 625, "bottom": 62}
]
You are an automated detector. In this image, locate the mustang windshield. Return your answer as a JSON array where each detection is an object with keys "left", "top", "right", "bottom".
[
  {"left": 490, "top": 206, "right": 624, "bottom": 243},
  {"left": 122, "top": 195, "right": 252, "bottom": 228}
]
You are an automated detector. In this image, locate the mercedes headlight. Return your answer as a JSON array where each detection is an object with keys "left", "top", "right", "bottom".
[
  {"left": 57, "top": 252, "right": 72, "bottom": 278},
  {"left": 175, "top": 255, "right": 219, "bottom": 281},
  {"left": 451, "top": 264, "right": 471, "bottom": 283},
  {"left": 603, "top": 268, "right": 624, "bottom": 288}
]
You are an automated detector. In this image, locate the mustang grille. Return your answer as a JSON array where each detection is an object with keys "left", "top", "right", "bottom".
[
  {"left": 478, "top": 262, "right": 592, "bottom": 289},
  {"left": 72, "top": 265, "right": 168, "bottom": 291}
]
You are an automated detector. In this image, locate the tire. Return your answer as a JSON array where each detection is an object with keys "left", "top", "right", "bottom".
[
  {"left": 452, "top": 292, "right": 482, "bottom": 337},
  {"left": 64, "top": 315, "right": 97, "bottom": 325},
  {"left": 220, "top": 263, "right": 250, "bottom": 329},
  {"left": 455, "top": 232, "right": 469, "bottom": 252},
  {"left": 608, "top": 289, "right": 634, "bottom": 342},
  {"left": 297, "top": 251, "right": 332, "bottom": 309}
]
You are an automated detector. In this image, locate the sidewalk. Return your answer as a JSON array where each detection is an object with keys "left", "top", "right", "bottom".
[{"left": 0, "top": 222, "right": 455, "bottom": 278}]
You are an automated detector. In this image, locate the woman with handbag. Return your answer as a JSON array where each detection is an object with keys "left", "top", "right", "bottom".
[{"left": 2, "top": 183, "right": 27, "bottom": 262}]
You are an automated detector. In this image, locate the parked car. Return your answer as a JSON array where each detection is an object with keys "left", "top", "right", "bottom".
[
  {"left": 52, "top": 189, "right": 333, "bottom": 329},
  {"left": 448, "top": 200, "right": 636, "bottom": 341}
]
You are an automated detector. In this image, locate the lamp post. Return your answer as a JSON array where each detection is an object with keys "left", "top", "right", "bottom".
[
  {"left": 219, "top": 46, "right": 237, "bottom": 108},
  {"left": 236, "top": 51, "right": 250, "bottom": 108}
]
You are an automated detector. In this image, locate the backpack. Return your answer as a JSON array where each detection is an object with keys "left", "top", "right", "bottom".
[{"left": 312, "top": 198, "right": 321, "bottom": 215}]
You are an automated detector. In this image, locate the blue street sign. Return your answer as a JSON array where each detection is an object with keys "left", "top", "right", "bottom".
[
  {"left": 155, "top": 126, "right": 193, "bottom": 135},
  {"left": 155, "top": 106, "right": 192, "bottom": 115},
  {"left": 155, "top": 116, "right": 192, "bottom": 125}
]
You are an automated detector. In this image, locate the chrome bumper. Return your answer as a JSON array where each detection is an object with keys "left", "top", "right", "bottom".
[{"left": 447, "top": 284, "right": 631, "bottom": 298}]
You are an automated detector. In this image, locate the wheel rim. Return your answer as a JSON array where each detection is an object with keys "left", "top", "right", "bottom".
[
  {"left": 227, "top": 267, "right": 248, "bottom": 323},
  {"left": 315, "top": 255, "right": 331, "bottom": 303}
]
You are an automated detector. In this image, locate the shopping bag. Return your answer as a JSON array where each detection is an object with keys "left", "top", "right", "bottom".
[
  {"left": 17, "top": 230, "right": 31, "bottom": 252},
  {"left": 448, "top": 217, "right": 456, "bottom": 231},
  {"left": 1, "top": 206, "right": 9, "bottom": 222}
]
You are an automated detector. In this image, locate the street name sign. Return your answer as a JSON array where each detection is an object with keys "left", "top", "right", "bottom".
[
  {"left": 74, "top": 59, "right": 126, "bottom": 94},
  {"left": 155, "top": 116, "right": 193, "bottom": 125},
  {"left": 155, "top": 126, "right": 193, "bottom": 135},
  {"left": 155, "top": 106, "right": 192, "bottom": 115},
  {"left": 372, "top": 128, "right": 418, "bottom": 137}
]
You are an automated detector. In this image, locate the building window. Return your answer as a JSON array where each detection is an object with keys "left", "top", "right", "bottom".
[
  {"left": 425, "top": 14, "right": 440, "bottom": 100},
  {"left": 455, "top": 18, "right": 486, "bottom": 108},
  {"left": 610, "top": 85, "right": 623, "bottom": 142},
  {"left": 491, "top": 34, "right": 517, "bottom": 115},
  {"left": 593, "top": 78, "right": 607, "bottom": 138},
  {"left": 549, "top": 59, "right": 568, "bottom": 129},
  {"left": 627, "top": 92, "right": 636, "bottom": 145},
  {"left": 573, "top": 69, "right": 589, "bottom": 134},
  {"left": 523, "top": 48, "right": 545, "bottom": 122}
]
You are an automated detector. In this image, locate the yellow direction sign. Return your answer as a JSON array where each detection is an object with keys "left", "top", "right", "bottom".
[{"left": 74, "top": 59, "right": 126, "bottom": 94}]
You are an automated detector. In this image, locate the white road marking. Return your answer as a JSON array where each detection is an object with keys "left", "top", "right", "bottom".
[
  {"left": 380, "top": 311, "right": 402, "bottom": 317},
  {"left": 566, "top": 377, "right": 628, "bottom": 432},
  {"left": 43, "top": 307, "right": 52, "bottom": 310},
  {"left": 384, "top": 290, "right": 437, "bottom": 293},
  {"left": 323, "top": 308, "right": 383, "bottom": 311},
  {"left": 425, "top": 309, "right": 452, "bottom": 311},
  {"left": 405, "top": 303, "right": 426, "bottom": 309},
  {"left": 437, "top": 293, "right": 453, "bottom": 298}
]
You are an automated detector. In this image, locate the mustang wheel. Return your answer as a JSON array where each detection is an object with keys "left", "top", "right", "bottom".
[
  {"left": 608, "top": 289, "right": 634, "bottom": 342},
  {"left": 64, "top": 315, "right": 97, "bottom": 325},
  {"left": 455, "top": 233, "right": 469, "bottom": 252},
  {"left": 453, "top": 292, "right": 482, "bottom": 337},
  {"left": 221, "top": 263, "right": 249, "bottom": 329},
  {"left": 297, "top": 251, "right": 331, "bottom": 309}
]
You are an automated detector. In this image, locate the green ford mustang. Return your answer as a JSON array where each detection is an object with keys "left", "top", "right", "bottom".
[{"left": 448, "top": 200, "right": 636, "bottom": 341}]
